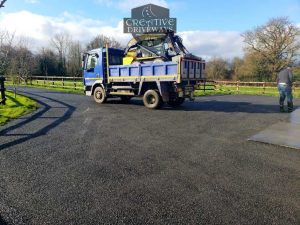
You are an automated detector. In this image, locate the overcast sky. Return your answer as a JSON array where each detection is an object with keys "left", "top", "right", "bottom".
[{"left": 0, "top": 0, "right": 300, "bottom": 60}]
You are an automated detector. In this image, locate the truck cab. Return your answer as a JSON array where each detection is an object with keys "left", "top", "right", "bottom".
[{"left": 83, "top": 48, "right": 123, "bottom": 96}]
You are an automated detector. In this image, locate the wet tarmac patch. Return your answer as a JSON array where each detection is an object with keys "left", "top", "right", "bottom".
[
  {"left": 249, "top": 108, "right": 300, "bottom": 149},
  {"left": 290, "top": 107, "right": 300, "bottom": 124}
]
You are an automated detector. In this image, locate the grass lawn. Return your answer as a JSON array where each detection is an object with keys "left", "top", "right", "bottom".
[
  {"left": 195, "top": 85, "right": 300, "bottom": 98},
  {"left": 0, "top": 91, "right": 38, "bottom": 125}
]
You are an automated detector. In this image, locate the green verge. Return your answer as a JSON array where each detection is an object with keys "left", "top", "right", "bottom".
[
  {"left": 0, "top": 91, "right": 39, "bottom": 125},
  {"left": 195, "top": 85, "right": 300, "bottom": 98}
]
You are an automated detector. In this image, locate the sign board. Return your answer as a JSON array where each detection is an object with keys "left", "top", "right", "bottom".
[{"left": 123, "top": 4, "right": 177, "bottom": 34}]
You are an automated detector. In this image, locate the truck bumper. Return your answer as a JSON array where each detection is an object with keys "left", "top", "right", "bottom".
[
  {"left": 84, "top": 86, "right": 92, "bottom": 96},
  {"left": 85, "top": 91, "right": 92, "bottom": 96}
]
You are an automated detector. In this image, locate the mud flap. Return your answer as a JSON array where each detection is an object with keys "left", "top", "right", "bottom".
[{"left": 157, "top": 81, "right": 170, "bottom": 102}]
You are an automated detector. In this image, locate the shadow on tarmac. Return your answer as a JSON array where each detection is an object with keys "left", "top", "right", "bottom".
[
  {"left": 0, "top": 91, "right": 76, "bottom": 151},
  {"left": 0, "top": 215, "right": 8, "bottom": 225},
  {"left": 119, "top": 98, "right": 282, "bottom": 113}
]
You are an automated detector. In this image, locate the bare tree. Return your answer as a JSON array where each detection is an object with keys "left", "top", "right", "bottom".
[
  {"left": 86, "top": 34, "right": 122, "bottom": 50},
  {"left": 0, "top": 30, "right": 15, "bottom": 76},
  {"left": 231, "top": 57, "right": 244, "bottom": 80},
  {"left": 206, "top": 58, "right": 231, "bottom": 80},
  {"left": 67, "top": 41, "right": 82, "bottom": 77},
  {"left": 15, "top": 38, "right": 34, "bottom": 83},
  {"left": 5, "top": 37, "right": 34, "bottom": 84},
  {"left": 242, "top": 17, "right": 300, "bottom": 79},
  {"left": 36, "top": 48, "right": 58, "bottom": 76},
  {"left": 50, "top": 32, "right": 71, "bottom": 76}
]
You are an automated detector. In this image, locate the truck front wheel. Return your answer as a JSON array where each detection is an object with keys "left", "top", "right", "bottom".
[
  {"left": 93, "top": 86, "right": 107, "bottom": 104},
  {"left": 143, "top": 90, "right": 162, "bottom": 109}
]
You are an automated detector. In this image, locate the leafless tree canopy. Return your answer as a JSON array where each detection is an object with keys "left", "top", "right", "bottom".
[
  {"left": 50, "top": 33, "right": 71, "bottom": 59},
  {"left": 242, "top": 17, "right": 300, "bottom": 79},
  {"left": 86, "top": 34, "right": 122, "bottom": 50},
  {"left": 0, "top": 30, "right": 15, "bottom": 75},
  {"left": 67, "top": 41, "right": 82, "bottom": 77},
  {"left": 206, "top": 58, "right": 231, "bottom": 80}
]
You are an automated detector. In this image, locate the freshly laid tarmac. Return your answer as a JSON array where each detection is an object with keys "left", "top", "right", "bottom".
[{"left": 0, "top": 88, "right": 299, "bottom": 225}]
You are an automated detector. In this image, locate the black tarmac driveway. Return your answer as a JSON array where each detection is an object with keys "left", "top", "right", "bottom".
[{"left": 0, "top": 88, "right": 299, "bottom": 225}]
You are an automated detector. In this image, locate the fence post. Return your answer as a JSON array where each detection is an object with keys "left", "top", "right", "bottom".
[
  {"left": 0, "top": 76, "right": 6, "bottom": 105},
  {"left": 62, "top": 77, "right": 64, "bottom": 88},
  {"left": 236, "top": 80, "right": 240, "bottom": 93},
  {"left": 263, "top": 82, "right": 265, "bottom": 94}
]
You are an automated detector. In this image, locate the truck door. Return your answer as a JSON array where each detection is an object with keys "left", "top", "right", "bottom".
[{"left": 84, "top": 53, "right": 102, "bottom": 87}]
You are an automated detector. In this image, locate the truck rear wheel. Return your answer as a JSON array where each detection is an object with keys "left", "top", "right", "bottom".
[
  {"left": 143, "top": 90, "right": 162, "bottom": 109},
  {"left": 93, "top": 86, "right": 107, "bottom": 104}
]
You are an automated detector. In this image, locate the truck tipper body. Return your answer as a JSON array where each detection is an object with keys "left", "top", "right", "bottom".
[{"left": 83, "top": 45, "right": 205, "bottom": 109}]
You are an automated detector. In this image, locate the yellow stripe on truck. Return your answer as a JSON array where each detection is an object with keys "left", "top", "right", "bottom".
[
  {"left": 85, "top": 78, "right": 103, "bottom": 80},
  {"left": 108, "top": 75, "right": 177, "bottom": 80}
]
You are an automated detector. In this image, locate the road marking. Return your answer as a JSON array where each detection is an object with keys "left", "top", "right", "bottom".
[{"left": 82, "top": 107, "right": 90, "bottom": 114}]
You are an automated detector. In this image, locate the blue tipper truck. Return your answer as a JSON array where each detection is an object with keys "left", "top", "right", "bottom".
[{"left": 83, "top": 33, "right": 206, "bottom": 109}]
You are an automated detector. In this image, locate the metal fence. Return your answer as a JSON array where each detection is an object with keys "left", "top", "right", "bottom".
[{"left": 0, "top": 76, "right": 6, "bottom": 105}]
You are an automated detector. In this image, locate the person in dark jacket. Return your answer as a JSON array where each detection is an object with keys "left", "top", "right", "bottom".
[{"left": 277, "top": 67, "right": 293, "bottom": 112}]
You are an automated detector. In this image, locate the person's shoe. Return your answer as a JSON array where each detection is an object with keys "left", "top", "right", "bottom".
[
  {"left": 280, "top": 105, "right": 284, "bottom": 112},
  {"left": 287, "top": 102, "right": 293, "bottom": 113}
]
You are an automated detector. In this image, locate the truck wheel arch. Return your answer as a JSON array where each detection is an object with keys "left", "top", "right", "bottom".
[
  {"left": 91, "top": 81, "right": 104, "bottom": 96},
  {"left": 138, "top": 82, "right": 160, "bottom": 96}
]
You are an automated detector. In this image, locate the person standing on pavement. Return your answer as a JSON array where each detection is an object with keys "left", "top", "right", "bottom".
[{"left": 277, "top": 66, "right": 294, "bottom": 112}]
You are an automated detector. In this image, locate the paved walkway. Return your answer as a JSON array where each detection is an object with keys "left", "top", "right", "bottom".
[{"left": 249, "top": 107, "right": 300, "bottom": 149}]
